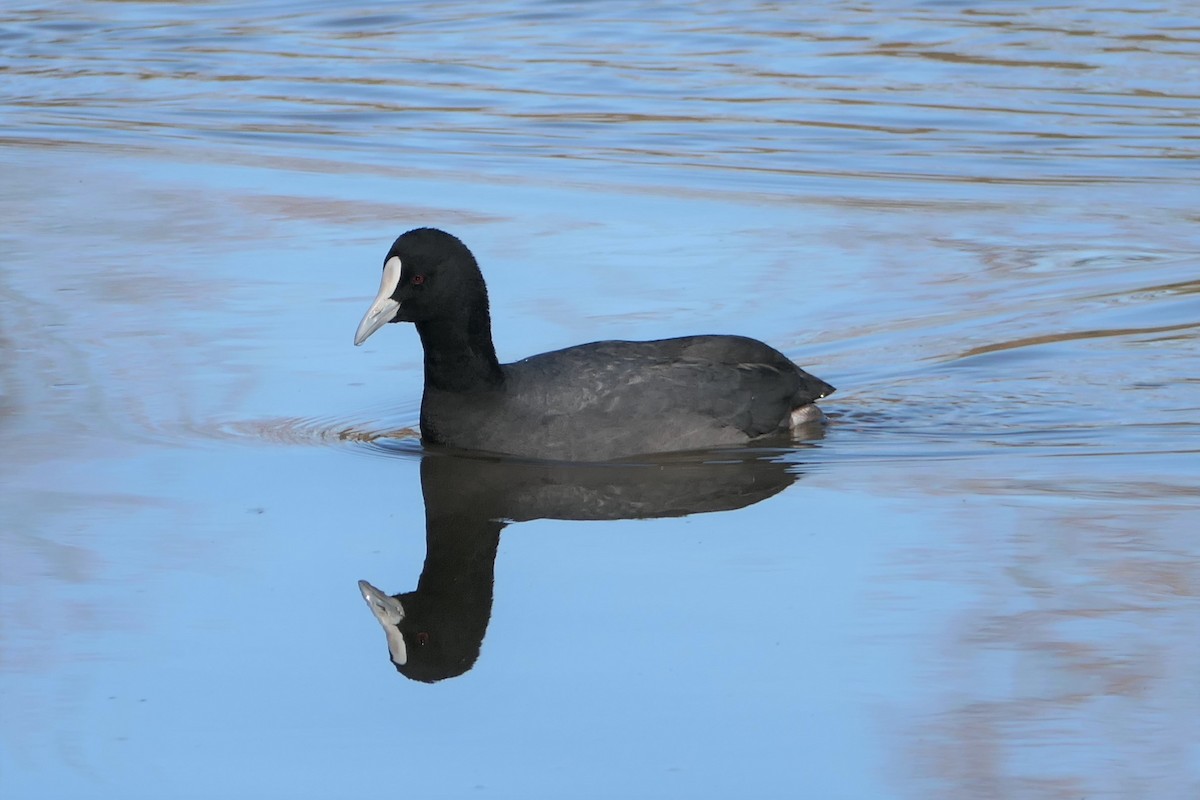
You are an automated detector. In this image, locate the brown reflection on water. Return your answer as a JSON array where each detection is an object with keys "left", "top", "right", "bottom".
[
  {"left": 892, "top": 481, "right": 1200, "bottom": 799},
  {"left": 231, "top": 194, "right": 505, "bottom": 231},
  {"left": 954, "top": 321, "right": 1200, "bottom": 360}
]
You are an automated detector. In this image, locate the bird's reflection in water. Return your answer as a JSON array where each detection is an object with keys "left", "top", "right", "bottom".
[{"left": 360, "top": 446, "right": 808, "bottom": 682}]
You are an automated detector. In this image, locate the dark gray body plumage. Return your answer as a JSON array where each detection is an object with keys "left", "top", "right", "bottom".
[{"left": 421, "top": 334, "right": 832, "bottom": 462}]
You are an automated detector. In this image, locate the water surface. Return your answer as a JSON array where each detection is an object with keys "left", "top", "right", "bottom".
[{"left": 2, "top": 2, "right": 1198, "bottom": 798}]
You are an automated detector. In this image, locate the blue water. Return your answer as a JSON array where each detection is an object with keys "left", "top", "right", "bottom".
[{"left": 2, "top": 2, "right": 1198, "bottom": 798}]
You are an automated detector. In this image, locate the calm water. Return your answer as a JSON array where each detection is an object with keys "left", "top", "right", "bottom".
[{"left": 2, "top": 1, "right": 1198, "bottom": 797}]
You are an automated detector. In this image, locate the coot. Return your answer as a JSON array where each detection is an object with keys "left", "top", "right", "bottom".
[{"left": 354, "top": 228, "right": 834, "bottom": 461}]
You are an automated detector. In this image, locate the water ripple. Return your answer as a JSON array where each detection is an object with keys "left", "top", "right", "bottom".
[
  {"left": 203, "top": 414, "right": 421, "bottom": 452},
  {"left": 2, "top": 1, "right": 1196, "bottom": 197}
]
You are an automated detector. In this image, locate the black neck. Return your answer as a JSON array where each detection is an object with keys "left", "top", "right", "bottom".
[{"left": 415, "top": 315, "right": 503, "bottom": 392}]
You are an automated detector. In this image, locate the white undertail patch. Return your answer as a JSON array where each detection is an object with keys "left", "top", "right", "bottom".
[{"left": 789, "top": 404, "right": 826, "bottom": 427}]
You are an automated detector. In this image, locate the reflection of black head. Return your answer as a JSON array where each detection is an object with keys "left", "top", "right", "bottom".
[
  {"left": 360, "top": 518, "right": 502, "bottom": 683},
  {"left": 361, "top": 449, "right": 803, "bottom": 682}
]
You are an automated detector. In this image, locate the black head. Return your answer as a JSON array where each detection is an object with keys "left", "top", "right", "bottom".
[{"left": 354, "top": 227, "right": 488, "bottom": 345}]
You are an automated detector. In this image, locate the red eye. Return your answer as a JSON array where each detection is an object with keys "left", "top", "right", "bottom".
[{"left": 411, "top": 274, "right": 425, "bottom": 286}]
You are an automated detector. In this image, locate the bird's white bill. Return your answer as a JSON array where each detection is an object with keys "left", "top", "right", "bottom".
[
  {"left": 359, "top": 579, "right": 408, "bottom": 665},
  {"left": 354, "top": 256, "right": 403, "bottom": 345}
]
